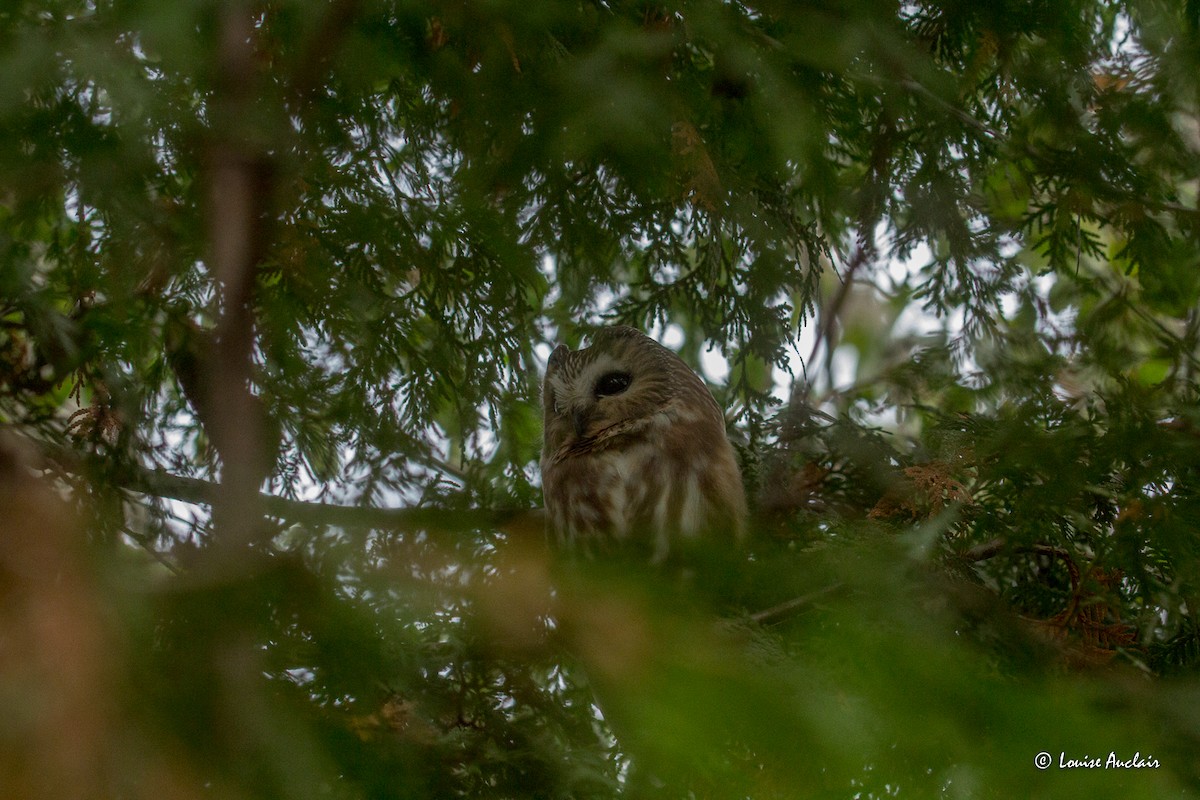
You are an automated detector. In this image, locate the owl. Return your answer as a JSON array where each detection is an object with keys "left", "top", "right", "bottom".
[{"left": 541, "top": 326, "right": 746, "bottom": 561}]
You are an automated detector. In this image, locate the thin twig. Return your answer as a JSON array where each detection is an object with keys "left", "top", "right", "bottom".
[
  {"left": 747, "top": 582, "right": 845, "bottom": 625},
  {"left": 807, "top": 242, "right": 871, "bottom": 392},
  {"left": 961, "top": 538, "right": 1076, "bottom": 569},
  {"left": 961, "top": 537, "right": 1005, "bottom": 562},
  {"left": 122, "top": 528, "right": 183, "bottom": 576}
]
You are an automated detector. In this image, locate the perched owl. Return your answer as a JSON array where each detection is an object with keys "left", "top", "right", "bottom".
[{"left": 541, "top": 326, "right": 746, "bottom": 561}]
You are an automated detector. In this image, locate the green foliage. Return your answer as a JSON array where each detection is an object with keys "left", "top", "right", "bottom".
[{"left": 3, "top": 0, "right": 1200, "bottom": 797}]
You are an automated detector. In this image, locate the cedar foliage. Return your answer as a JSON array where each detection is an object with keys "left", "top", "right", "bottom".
[{"left": 2, "top": 1, "right": 1200, "bottom": 797}]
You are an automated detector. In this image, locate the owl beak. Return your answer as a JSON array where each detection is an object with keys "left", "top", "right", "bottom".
[{"left": 571, "top": 406, "right": 593, "bottom": 439}]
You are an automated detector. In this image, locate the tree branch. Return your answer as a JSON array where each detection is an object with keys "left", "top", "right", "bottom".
[
  {"left": 41, "top": 442, "right": 542, "bottom": 535},
  {"left": 747, "top": 582, "right": 845, "bottom": 625}
]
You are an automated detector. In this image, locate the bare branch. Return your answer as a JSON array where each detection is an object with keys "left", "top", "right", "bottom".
[
  {"left": 41, "top": 442, "right": 542, "bottom": 536},
  {"left": 747, "top": 582, "right": 845, "bottom": 625}
]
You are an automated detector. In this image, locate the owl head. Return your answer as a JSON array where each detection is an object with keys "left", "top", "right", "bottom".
[{"left": 542, "top": 326, "right": 716, "bottom": 457}]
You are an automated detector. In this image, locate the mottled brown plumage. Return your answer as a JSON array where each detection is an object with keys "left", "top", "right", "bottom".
[{"left": 541, "top": 326, "right": 746, "bottom": 561}]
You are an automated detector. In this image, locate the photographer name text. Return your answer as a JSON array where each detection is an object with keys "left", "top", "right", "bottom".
[{"left": 1033, "top": 751, "right": 1160, "bottom": 770}]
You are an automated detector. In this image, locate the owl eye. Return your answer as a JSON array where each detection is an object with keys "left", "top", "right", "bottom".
[{"left": 594, "top": 371, "right": 632, "bottom": 398}]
